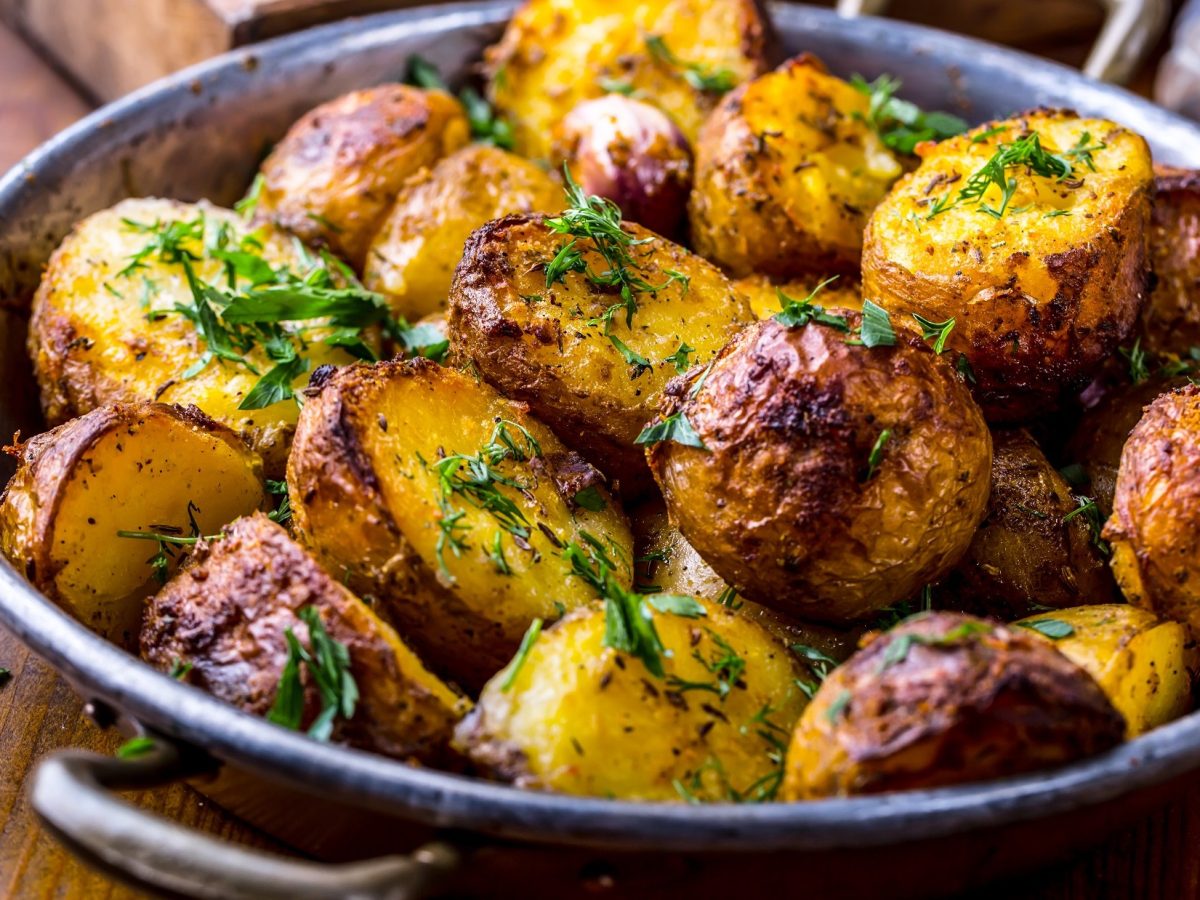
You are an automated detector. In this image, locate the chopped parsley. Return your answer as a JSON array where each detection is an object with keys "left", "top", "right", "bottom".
[
  {"left": 1062, "top": 495, "right": 1110, "bottom": 556},
  {"left": 850, "top": 73, "right": 968, "bottom": 154},
  {"left": 406, "top": 55, "right": 514, "bottom": 149},
  {"left": 266, "top": 479, "right": 292, "bottom": 527},
  {"left": 500, "top": 617, "right": 543, "bottom": 691},
  {"left": 645, "top": 35, "right": 736, "bottom": 94},
  {"left": 666, "top": 341, "right": 695, "bottom": 374},
  {"left": 116, "top": 736, "right": 157, "bottom": 759},
  {"left": 608, "top": 334, "right": 652, "bottom": 377},
  {"left": 912, "top": 313, "right": 955, "bottom": 354},
  {"left": 791, "top": 643, "right": 837, "bottom": 699},
  {"left": 1120, "top": 338, "right": 1150, "bottom": 385},
  {"left": 857, "top": 299, "right": 896, "bottom": 348},
  {"left": 267, "top": 605, "right": 359, "bottom": 740},
  {"left": 572, "top": 485, "right": 607, "bottom": 512},
  {"left": 634, "top": 411, "right": 707, "bottom": 449},
  {"left": 865, "top": 428, "right": 892, "bottom": 480},
  {"left": 773, "top": 277, "right": 849, "bottom": 331},
  {"left": 1018, "top": 618, "right": 1075, "bottom": 640}
]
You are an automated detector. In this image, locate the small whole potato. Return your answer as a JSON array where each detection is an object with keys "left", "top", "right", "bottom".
[
  {"left": 551, "top": 95, "right": 693, "bottom": 239},
  {"left": 1104, "top": 385, "right": 1200, "bottom": 638},
  {"left": 255, "top": 84, "right": 470, "bottom": 269},
  {"left": 1140, "top": 166, "right": 1200, "bottom": 357},
  {"left": 645, "top": 313, "right": 992, "bottom": 623},
  {"left": 782, "top": 612, "right": 1126, "bottom": 799}
]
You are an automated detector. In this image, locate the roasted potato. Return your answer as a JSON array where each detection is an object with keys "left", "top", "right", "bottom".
[
  {"left": 1140, "top": 166, "right": 1200, "bottom": 357},
  {"left": 454, "top": 599, "right": 807, "bottom": 801},
  {"left": 28, "top": 198, "right": 369, "bottom": 476},
  {"left": 288, "top": 358, "right": 633, "bottom": 691},
  {"left": 1015, "top": 605, "right": 1196, "bottom": 738},
  {"left": 550, "top": 95, "right": 693, "bottom": 240},
  {"left": 484, "top": 0, "right": 775, "bottom": 160},
  {"left": 690, "top": 55, "right": 903, "bottom": 278},
  {"left": 646, "top": 314, "right": 992, "bottom": 623},
  {"left": 449, "top": 213, "right": 752, "bottom": 491},
  {"left": 1105, "top": 385, "right": 1200, "bottom": 640},
  {"left": 363, "top": 145, "right": 561, "bottom": 320},
  {"left": 0, "top": 403, "right": 266, "bottom": 646},
  {"left": 940, "top": 428, "right": 1118, "bottom": 620},
  {"left": 732, "top": 273, "right": 862, "bottom": 321},
  {"left": 142, "top": 513, "right": 469, "bottom": 763},
  {"left": 862, "top": 109, "right": 1155, "bottom": 421},
  {"left": 782, "top": 612, "right": 1126, "bottom": 799},
  {"left": 255, "top": 85, "right": 470, "bottom": 269}
]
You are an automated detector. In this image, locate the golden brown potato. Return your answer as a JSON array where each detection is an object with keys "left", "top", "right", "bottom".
[
  {"left": 862, "top": 109, "right": 1154, "bottom": 422},
  {"left": 28, "top": 198, "right": 370, "bottom": 476},
  {"left": 449, "top": 213, "right": 752, "bottom": 491},
  {"left": 363, "top": 145, "right": 561, "bottom": 320},
  {"left": 288, "top": 358, "right": 633, "bottom": 691},
  {"left": 940, "top": 428, "right": 1117, "bottom": 620},
  {"left": 732, "top": 273, "right": 862, "bottom": 322},
  {"left": 690, "top": 55, "right": 903, "bottom": 278},
  {"left": 485, "top": 0, "right": 775, "bottom": 160},
  {"left": 1014, "top": 605, "right": 1196, "bottom": 738},
  {"left": 255, "top": 85, "right": 470, "bottom": 269},
  {"left": 455, "top": 599, "right": 807, "bottom": 801},
  {"left": 1105, "top": 385, "right": 1200, "bottom": 639},
  {"left": 1140, "top": 166, "right": 1200, "bottom": 357},
  {"left": 0, "top": 403, "right": 266, "bottom": 646},
  {"left": 142, "top": 513, "right": 468, "bottom": 763},
  {"left": 646, "top": 314, "right": 992, "bottom": 624},
  {"left": 782, "top": 612, "right": 1126, "bottom": 799}
]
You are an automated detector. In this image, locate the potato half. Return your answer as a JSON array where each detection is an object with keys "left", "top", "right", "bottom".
[
  {"left": 1014, "top": 605, "right": 1196, "bottom": 738},
  {"left": 782, "top": 612, "right": 1126, "bottom": 799},
  {"left": 862, "top": 109, "right": 1154, "bottom": 421},
  {"left": 1105, "top": 385, "right": 1200, "bottom": 639},
  {"left": 1141, "top": 166, "right": 1200, "bottom": 357},
  {"left": 142, "top": 513, "right": 468, "bottom": 762},
  {"left": 690, "top": 55, "right": 903, "bottom": 278},
  {"left": 255, "top": 84, "right": 470, "bottom": 269},
  {"left": 0, "top": 402, "right": 265, "bottom": 646},
  {"left": 484, "top": 0, "right": 775, "bottom": 159},
  {"left": 288, "top": 358, "right": 633, "bottom": 691},
  {"left": 732, "top": 273, "right": 863, "bottom": 322},
  {"left": 449, "top": 212, "right": 752, "bottom": 492},
  {"left": 454, "top": 599, "right": 807, "bottom": 801},
  {"left": 646, "top": 314, "right": 992, "bottom": 623},
  {"left": 363, "top": 145, "right": 561, "bottom": 320}
]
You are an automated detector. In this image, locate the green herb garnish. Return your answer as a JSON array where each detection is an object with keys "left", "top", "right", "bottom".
[
  {"left": 1062, "top": 495, "right": 1110, "bottom": 556},
  {"left": 1018, "top": 618, "right": 1075, "bottom": 640},
  {"left": 773, "top": 277, "right": 849, "bottom": 331},
  {"left": 645, "top": 35, "right": 736, "bottom": 94},
  {"left": 850, "top": 73, "right": 968, "bottom": 154},
  {"left": 634, "top": 411, "right": 707, "bottom": 449},
  {"left": 116, "top": 736, "right": 157, "bottom": 759},
  {"left": 912, "top": 313, "right": 955, "bottom": 353},
  {"left": 866, "top": 428, "right": 892, "bottom": 480},
  {"left": 858, "top": 300, "right": 896, "bottom": 348},
  {"left": 500, "top": 617, "right": 543, "bottom": 691},
  {"left": 666, "top": 341, "right": 695, "bottom": 374},
  {"left": 267, "top": 605, "right": 359, "bottom": 740}
]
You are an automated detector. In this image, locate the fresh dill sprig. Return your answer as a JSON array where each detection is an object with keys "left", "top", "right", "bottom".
[{"left": 645, "top": 35, "right": 735, "bottom": 94}]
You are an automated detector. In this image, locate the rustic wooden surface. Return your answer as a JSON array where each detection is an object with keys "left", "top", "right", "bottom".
[{"left": 3, "top": 14, "right": 1200, "bottom": 900}]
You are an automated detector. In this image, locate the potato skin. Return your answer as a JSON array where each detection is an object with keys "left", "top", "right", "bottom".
[
  {"left": 690, "top": 55, "right": 902, "bottom": 278},
  {"left": 732, "top": 273, "right": 862, "bottom": 322},
  {"left": 0, "top": 403, "right": 266, "bottom": 646},
  {"left": 363, "top": 145, "right": 561, "bottom": 320},
  {"left": 141, "top": 514, "right": 468, "bottom": 763},
  {"left": 28, "top": 198, "right": 361, "bottom": 476},
  {"left": 1140, "top": 166, "right": 1200, "bottom": 357},
  {"left": 782, "top": 612, "right": 1126, "bottom": 799},
  {"left": 1104, "top": 385, "right": 1200, "bottom": 640},
  {"left": 455, "top": 600, "right": 807, "bottom": 801},
  {"left": 485, "top": 0, "right": 775, "bottom": 159},
  {"left": 862, "top": 109, "right": 1154, "bottom": 422},
  {"left": 646, "top": 315, "right": 992, "bottom": 623},
  {"left": 940, "top": 428, "right": 1117, "bottom": 620},
  {"left": 287, "top": 358, "right": 633, "bottom": 691},
  {"left": 1015, "top": 605, "right": 1197, "bottom": 738},
  {"left": 255, "top": 85, "right": 470, "bottom": 269},
  {"left": 449, "top": 213, "right": 752, "bottom": 492}
]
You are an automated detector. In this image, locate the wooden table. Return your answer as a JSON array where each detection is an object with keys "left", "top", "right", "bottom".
[{"left": 3, "top": 19, "right": 1200, "bottom": 900}]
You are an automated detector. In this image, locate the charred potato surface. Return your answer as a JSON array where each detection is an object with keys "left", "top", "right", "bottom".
[
  {"left": 1015, "top": 605, "right": 1196, "bottom": 738},
  {"left": 0, "top": 403, "right": 265, "bottom": 646},
  {"left": 288, "top": 358, "right": 633, "bottom": 691},
  {"left": 690, "top": 55, "right": 903, "bottom": 278},
  {"left": 782, "top": 612, "right": 1126, "bottom": 799},
  {"left": 485, "top": 0, "right": 774, "bottom": 159},
  {"left": 449, "top": 213, "right": 752, "bottom": 491},
  {"left": 255, "top": 85, "right": 470, "bottom": 269},
  {"left": 455, "top": 600, "right": 807, "bottom": 801},
  {"left": 363, "top": 145, "right": 561, "bottom": 320},
  {"left": 647, "top": 315, "right": 992, "bottom": 623},
  {"left": 1140, "top": 166, "right": 1200, "bottom": 357},
  {"left": 862, "top": 109, "right": 1154, "bottom": 421},
  {"left": 142, "top": 514, "right": 468, "bottom": 762}
]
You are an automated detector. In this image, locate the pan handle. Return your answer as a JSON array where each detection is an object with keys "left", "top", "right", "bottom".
[{"left": 29, "top": 737, "right": 461, "bottom": 900}]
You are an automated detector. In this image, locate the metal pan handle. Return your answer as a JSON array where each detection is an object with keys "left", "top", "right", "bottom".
[{"left": 29, "top": 737, "right": 461, "bottom": 900}]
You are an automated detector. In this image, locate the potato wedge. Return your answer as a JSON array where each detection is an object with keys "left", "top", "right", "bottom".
[
  {"left": 449, "top": 213, "right": 752, "bottom": 491},
  {"left": 732, "top": 273, "right": 862, "bottom": 322},
  {"left": 484, "top": 0, "right": 775, "bottom": 159},
  {"left": 0, "top": 402, "right": 266, "bottom": 646},
  {"left": 1015, "top": 605, "right": 1196, "bottom": 738},
  {"left": 690, "top": 55, "right": 903, "bottom": 278},
  {"left": 862, "top": 109, "right": 1154, "bottom": 421},
  {"left": 142, "top": 513, "right": 468, "bottom": 762},
  {"left": 363, "top": 145, "right": 561, "bottom": 320},
  {"left": 454, "top": 599, "right": 807, "bottom": 801},
  {"left": 782, "top": 613, "right": 1126, "bottom": 799},
  {"left": 1141, "top": 166, "right": 1200, "bottom": 357},
  {"left": 255, "top": 85, "right": 470, "bottom": 269},
  {"left": 288, "top": 358, "right": 633, "bottom": 691}
]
